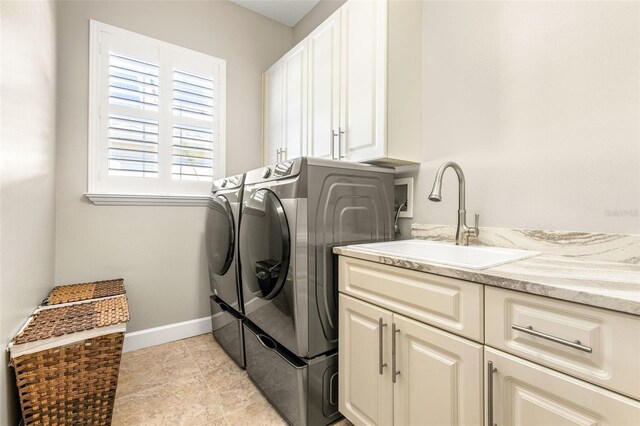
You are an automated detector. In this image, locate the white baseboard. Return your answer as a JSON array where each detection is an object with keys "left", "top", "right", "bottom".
[{"left": 123, "top": 316, "right": 212, "bottom": 353}]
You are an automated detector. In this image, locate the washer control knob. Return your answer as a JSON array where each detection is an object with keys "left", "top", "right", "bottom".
[
  {"left": 220, "top": 179, "right": 228, "bottom": 188},
  {"left": 262, "top": 167, "right": 271, "bottom": 178}
]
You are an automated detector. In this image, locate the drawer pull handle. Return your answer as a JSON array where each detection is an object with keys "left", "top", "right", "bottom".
[
  {"left": 512, "top": 324, "right": 593, "bottom": 353},
  {"left": 392, "top": 323, "right": 400, "bottom": 383},
  {"left": 378, "top": 317, "right": 387, "bottom": 375},
  {"left": 487, "top": 361, "right": 497, "bottom": 426}
]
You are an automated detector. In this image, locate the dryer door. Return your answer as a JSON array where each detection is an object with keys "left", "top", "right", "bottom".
[
  {"left": 239, "top": 189, "right": 290, "bottom": 301},
  {"left": 205, "top": 195, "right": 235, "bottom": 276}
]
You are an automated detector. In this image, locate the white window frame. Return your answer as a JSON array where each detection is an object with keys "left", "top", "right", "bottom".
[{"left": 87, "top": 20, "right": 226, "bottom": 206}]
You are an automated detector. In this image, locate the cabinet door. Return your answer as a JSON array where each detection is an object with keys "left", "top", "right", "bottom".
[
  {"left": 339, "top": 294, "right": 393, "bottom": 426},
  {"left": 308, "top": 9, "right": 341, "bottom": 160},
  {"left": 282, "top": 41, "right": 307, "bottom": 161},
  {"left": 263, "top": 60, "right": 283, "bottom": 165},
  {"left": 393, "top": 313, "right": 483, "bottom": 426},
  {"left": 340, "top": 0, "right": 387, "bottom": 162},
  {"left": 485, "top": 347, "right": 640, "bottom": 426}
]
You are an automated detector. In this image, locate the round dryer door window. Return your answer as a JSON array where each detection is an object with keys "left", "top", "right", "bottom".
[
  {"left": 239, "top": 189, "right": 290, "bottom": 300},
  {"left": 205, "top": 195, "right": 235, "bottom": 275}
]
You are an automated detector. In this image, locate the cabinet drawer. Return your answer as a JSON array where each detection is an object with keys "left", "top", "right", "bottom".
[
  {"left": 486, "top": 287, "right": 640, "bottom": 400},
  {"left": 339, "top": 256, "right": 483, "bottom": 342},
  {"left": 485, "top": 347, "right": 640, "bottom": 425}
]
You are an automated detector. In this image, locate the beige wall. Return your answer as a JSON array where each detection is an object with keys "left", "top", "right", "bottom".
[
  {"left": 1, "top": 1, "right": 58, "bottom": 424},
  {"left": 55, "top": 1, "right": 292, "bottom": 333},
  {"left": 397, "top": 0, "right": 640, "bottom": 236},
  {"left": 293, "top": 0, "right": 345, "bottom": 44}
]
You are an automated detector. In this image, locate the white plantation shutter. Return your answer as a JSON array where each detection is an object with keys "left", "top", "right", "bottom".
[
  {"left": 173, "top": 70, "right": 214, "bottom": 120},
  {"left": 172, "top": 124, "right": 214, "bottom": 181},
  {"left": 89, "top": 21, "right": 226, "bottom": 197},
  {"left": 108, "top": 53, "right": 160, "bottom": 178},
  {"left": 171, "top": 70, "right": 215, "bottom": 182},
  {"left": 109, "top": 54, "right": 160, "bottom": 112},
  {"left": 108, "top": 114, "right": 159, "bottom": 177}
]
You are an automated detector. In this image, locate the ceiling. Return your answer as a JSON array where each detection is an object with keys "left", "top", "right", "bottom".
[{"left": 229, "top": 0, "right": 321, "bottom": 27}]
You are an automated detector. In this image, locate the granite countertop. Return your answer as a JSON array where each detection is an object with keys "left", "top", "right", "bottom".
[{"left": 333, "top": 245, "right": 640, "bottom": 316}]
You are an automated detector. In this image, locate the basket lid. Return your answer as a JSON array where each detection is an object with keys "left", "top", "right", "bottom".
[
  {"left": 45, "top": 278, "right": 125, "bottom": 305},
  {"left": 9, "top": 296, "right": 129, "bottom": 359}
]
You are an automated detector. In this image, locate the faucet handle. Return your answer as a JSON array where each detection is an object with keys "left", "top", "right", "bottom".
[{"left": 472, "top": 214, "right": 480, "bottom": 239}]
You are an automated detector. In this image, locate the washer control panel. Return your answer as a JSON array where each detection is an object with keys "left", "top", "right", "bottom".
[
  {"left": 245, "top": 158, "right": 303, "bottom": 184},
  {"left": 211, "top": 173, "right": 245, "bottom": 192},
  {"left": 273, "top": 161, "right": 294, "bottom": 178}
]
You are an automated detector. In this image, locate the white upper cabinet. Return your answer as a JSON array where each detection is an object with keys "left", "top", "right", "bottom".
[
  {"left": 282, "top": 41, "right": 308, "bottom": 161},
  {"left": 264, "top": 40, "right": 308, "bottom": 164},
  {"left": 308, "top": 10, "right": 341, "bottom": 160},
  {"left": 340, "top": 0, "right": 387, "bottom": 162},
  {"left": 263, "top": 0, "right": 422, "bottom": 166},
  {"left": 263, "top": 60, "right": 283, "bottom": 165}
]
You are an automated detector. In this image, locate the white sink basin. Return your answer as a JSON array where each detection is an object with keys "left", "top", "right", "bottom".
[{"left": 351, "top": 239, "right": 540, "bottom": 270}]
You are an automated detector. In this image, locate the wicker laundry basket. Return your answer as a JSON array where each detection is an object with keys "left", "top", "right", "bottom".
[
  {"left": 9, "top": 296, "right": 130, "bottom": 426},
  {"left": 42, "top": 278, "right": 126, "bottom": 306}
]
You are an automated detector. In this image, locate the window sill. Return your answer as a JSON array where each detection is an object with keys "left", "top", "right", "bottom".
[{"left": 85, "top": 193, "right": 210, "bottom": 206}]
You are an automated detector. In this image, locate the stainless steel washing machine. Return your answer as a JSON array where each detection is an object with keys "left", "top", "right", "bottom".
[
  {"left": 238, "top": 157, "right": 394, "bottom": 425},
  {"left": 205, "top": 173, "right": 245, "bottom": 367}
]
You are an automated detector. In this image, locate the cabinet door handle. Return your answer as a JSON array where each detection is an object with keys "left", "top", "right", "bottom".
[
  {"left": 338, "top": 127, "right": 346, "bottom": 159},
  {"left": 280, "top": 147, "right": 286, "bottom": 162},
  {"left": 332, "top": 130, "right": 338, "bottom": 160},
  {"left": 512, "top": 324, "right": 593, "bottom": 353},
  {"left": 378, "top": 317, "right": 387, "bottom": 375},
  {"left": 391, "top": 323, "right": 400, "bottom": 383},
  {"left": 487, "top": 361, "right": 497, "bottom": 426}
]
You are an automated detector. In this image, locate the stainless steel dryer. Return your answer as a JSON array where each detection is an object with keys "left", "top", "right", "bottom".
[
  {"left": 205, "top": 173, "right": 245, "bottom": 368},
  {"left": 238, "top": 158, "right": 394, "bottom": 425}
]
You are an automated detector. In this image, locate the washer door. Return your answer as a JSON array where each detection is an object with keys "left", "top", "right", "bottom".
[
  {"left": 205, "top": 195, "right": 235, "bottom": 276},
  {"left": 240, "top": 189, "right": 290, "bottom": 300}
]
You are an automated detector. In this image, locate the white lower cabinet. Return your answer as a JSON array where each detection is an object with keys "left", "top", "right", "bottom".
[
  {"left": 485, "top": 287, "right": 640, "bottom": 400},
  {"left": 485, "top": 347, "right": 640, "bottom": 426},
  {"left": 338, "top": 257, "right": 640, "bottom": 426},
  {"left": 339, "top": 293, "right": 483, "bottom": 426},
  {"left": 339, "top": 294, "right": 393, "bottom": 426},
  {"left": 394, "top": 314, "right": 483, "bottom": 426}
]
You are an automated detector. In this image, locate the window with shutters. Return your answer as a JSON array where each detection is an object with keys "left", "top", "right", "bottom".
[{"left": 88, "top": 21, "right": 226, "bottom": 204}]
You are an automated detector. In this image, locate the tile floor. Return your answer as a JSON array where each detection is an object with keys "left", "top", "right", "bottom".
[{"left": 112, "top": 333, "right": 352, "bottom": 426}]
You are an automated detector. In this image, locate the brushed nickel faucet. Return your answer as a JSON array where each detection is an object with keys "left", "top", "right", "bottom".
[{"left": 428, "top": 161, "right": 479, "bottom": 246}]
